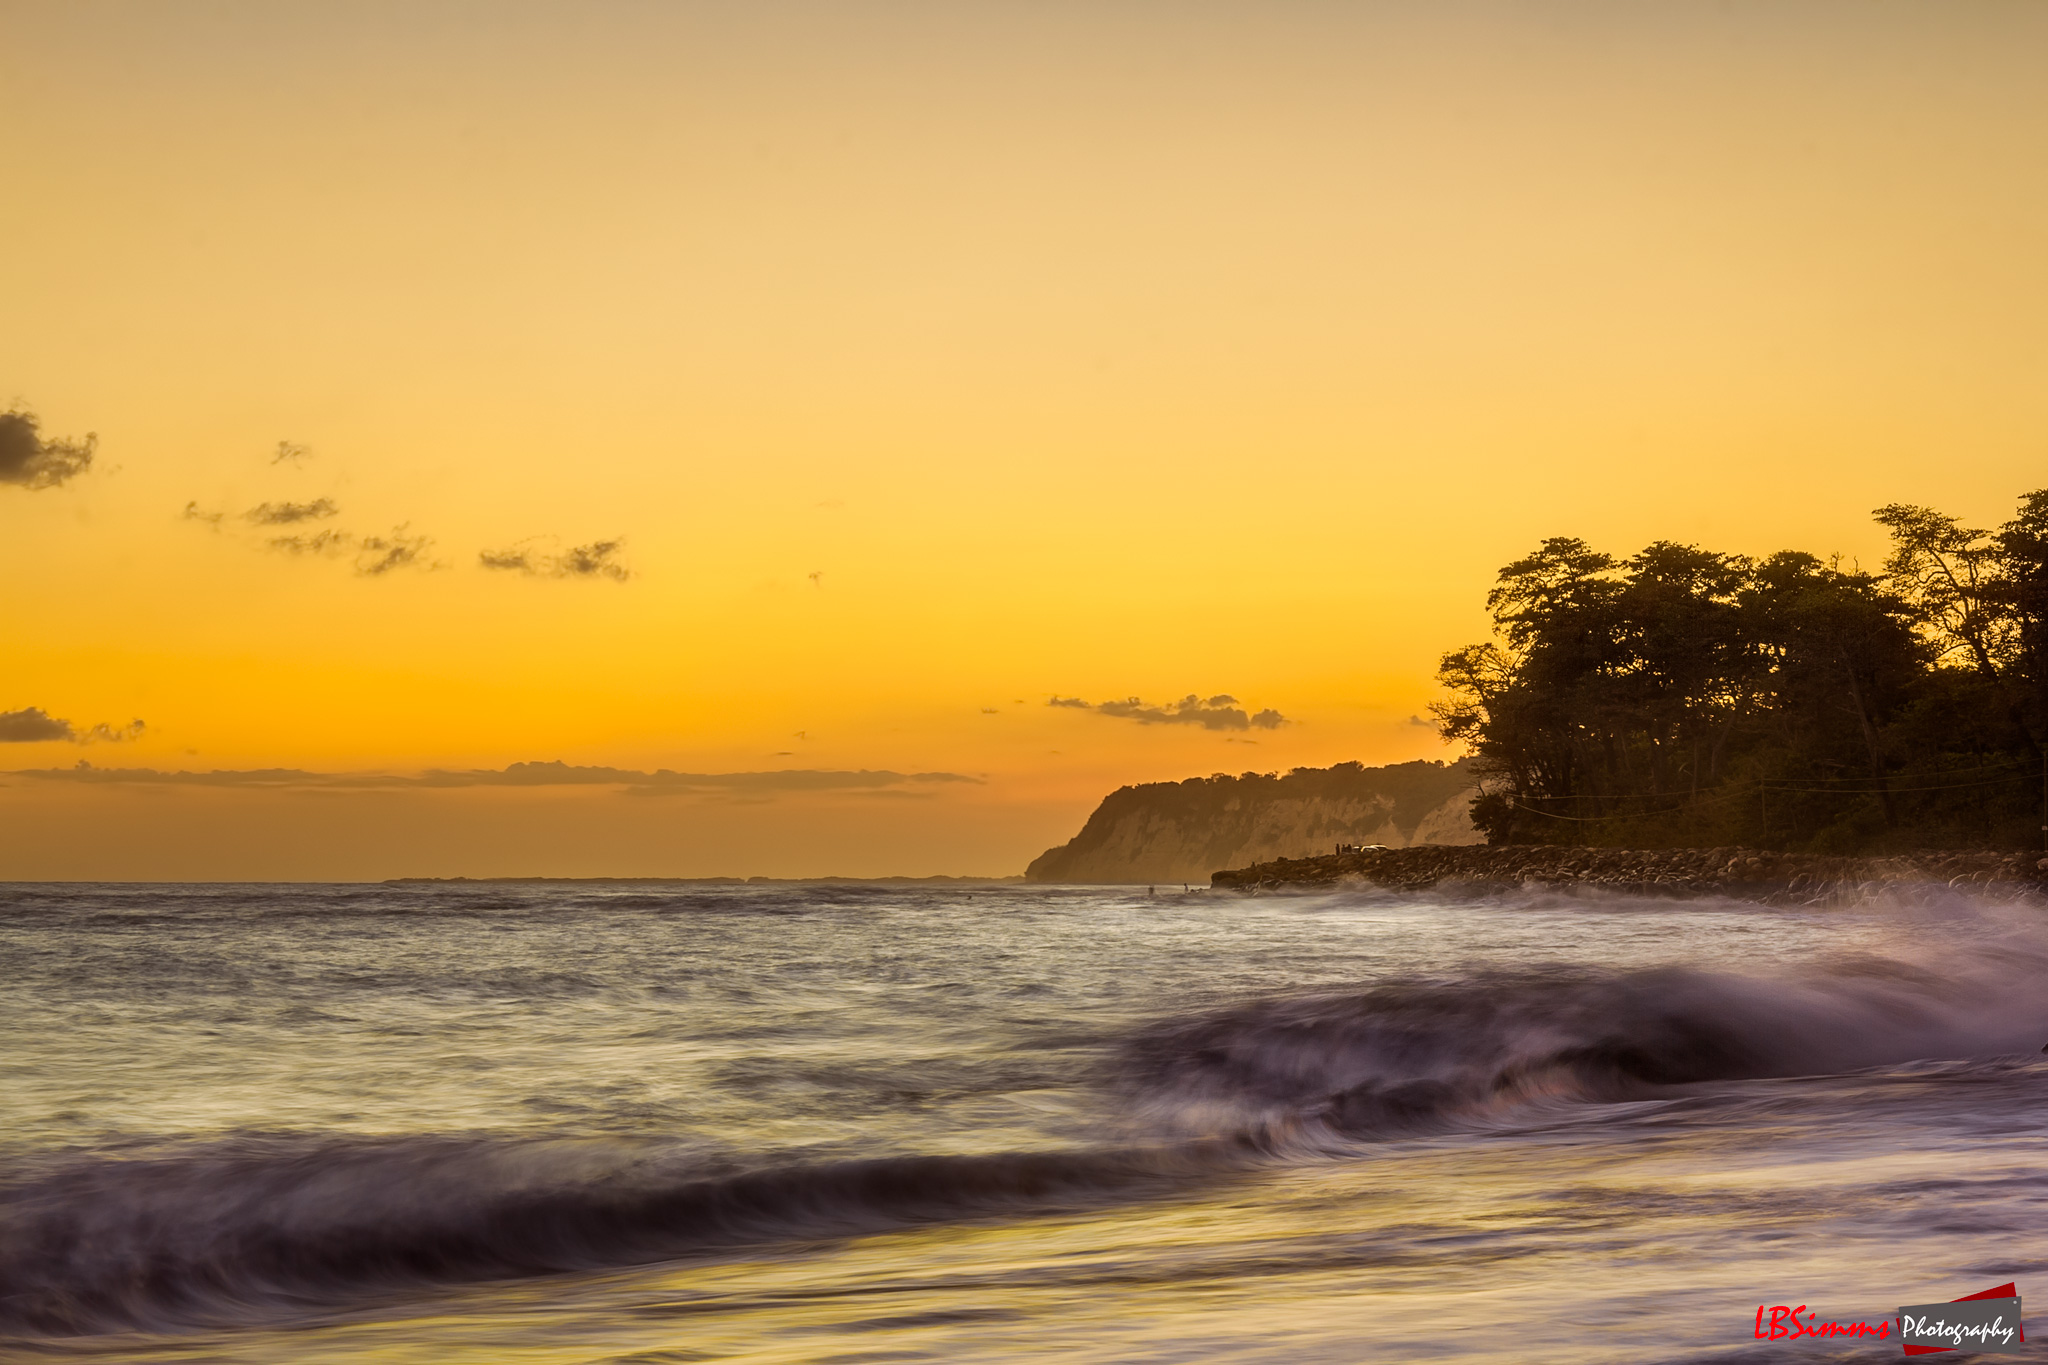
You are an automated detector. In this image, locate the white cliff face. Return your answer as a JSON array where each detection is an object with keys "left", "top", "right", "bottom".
[
  {"left": 1026, "top": 761, "right": 1481, "bottom": 884},
  {"left": 1407, "top": 790, "right": 1489, "bottom": 848}
]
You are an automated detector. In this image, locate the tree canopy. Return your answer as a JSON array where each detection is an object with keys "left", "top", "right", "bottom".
[{"left": 1434, "top": 490, "right": 2048, "bottom": 852}]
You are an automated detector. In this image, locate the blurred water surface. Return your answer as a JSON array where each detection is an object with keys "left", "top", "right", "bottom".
[{"left": 3, "top": 880, "right": 2046, "bottom": 1363}]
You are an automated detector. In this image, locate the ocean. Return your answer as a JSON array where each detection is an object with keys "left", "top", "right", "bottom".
[{"left": 2, "top": 880, "right": 2045, "bottom": 1363}]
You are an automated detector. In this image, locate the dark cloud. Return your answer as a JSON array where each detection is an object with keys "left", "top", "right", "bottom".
[
  {"left": 1051, "top": 693, "right": 1289, "bottom": 731},
  {"left": 559, "top": 540, "right": 628, "bottom": 580},
  {"left": 479, "top": 539, "right": 631, "bottom": 582},
  {"left": 271, "top": 441, "right": 311, "bottom": 465},
  {"left": 0, "top": 709, "right": 145, "bottom": 744},
  {"left": 7, "top": 760, "right": 980, "bottom": 794},
  {"left": 182, "top": 501, "right": 225, "bottom": 526},
  {"left": 246, "top": 498, "right": 338, "bottom": 525},
  {"left": 0, "top": 408, "right": 96, "bottom": 490},
  {"left": 0, "top": 708, "right": 74, "bottom": 743}
]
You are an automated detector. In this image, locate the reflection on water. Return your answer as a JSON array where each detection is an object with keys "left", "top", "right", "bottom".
[{"left": 2, "top": 881, "right": 2045, "bottom": 1362}]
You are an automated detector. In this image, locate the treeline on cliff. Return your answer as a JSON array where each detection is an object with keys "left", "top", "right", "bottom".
[{"left": 1433, "top": 490, "right": 2048, "bottom": 852}]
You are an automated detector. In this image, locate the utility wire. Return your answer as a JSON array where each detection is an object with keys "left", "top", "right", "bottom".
[
  {"left": 1506, "top": 769, "right": 2035, "bottom": 821},
  {"left": 1506, "top": 756, "right": 2033, "bottom": 800}
]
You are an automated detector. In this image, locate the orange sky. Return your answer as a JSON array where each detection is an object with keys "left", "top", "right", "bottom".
[{"left": 4, "top": 2, "right": 2046, "bottom": 878}]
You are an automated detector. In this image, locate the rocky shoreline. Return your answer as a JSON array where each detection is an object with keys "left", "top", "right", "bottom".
[{"left": 1211, "top": 844, "right": 2048, "bottom": 900}]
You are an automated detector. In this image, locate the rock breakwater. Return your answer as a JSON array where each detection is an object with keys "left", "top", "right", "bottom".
[{"left": 1211, "top": 845, "right": 2048, "bottom": 901}]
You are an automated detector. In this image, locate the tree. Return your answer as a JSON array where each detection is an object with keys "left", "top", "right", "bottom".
[
  {"left": 1432, "top": 490, "right": 2045, "bottom": 852},
  {"left": 1873, "top": 503, "right": 2012, "bottom": 679},
  {"left": 1743, "top": 553, "right": 1926, "bottom": 829},
  {"left": 1992, "top": 490, "right": 2048, "bottom": 749}
]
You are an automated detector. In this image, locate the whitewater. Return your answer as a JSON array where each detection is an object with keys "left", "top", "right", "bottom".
[{"left": 2, "top": 880, "right": 2046, "bottom": 1363}]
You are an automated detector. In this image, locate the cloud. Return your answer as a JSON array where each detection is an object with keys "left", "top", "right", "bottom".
[
  {"left": 354, "top": 527, "right": 433, "bottom": 576},
  {"left": 264, "top": 526, "right": 434, "bottom": 574},
  {"left": 1050, "top": 693, "right": 1289, "bottom": 731},
  {"left": 246, "top": 498, "right": 338, "bottom": 525},
  {"left": 0, "top": 709, "right": 145, "bottom": 744},
  {"left": 0, "top": 407, "right": 96, "bottom": 490},
  {"left": 7, "top": 760, "right": 980, "bottom": 794},
  {"left": 268, "top": 529, "right": 351, "bottom": 556},
  {"left": 0, "top": 708, "right": 74, "bottom": 743},
  {"left": 478, "top": 538, "right": 630, "bottom": 582},
  {"left": 271, "top": 440, "right": 311, "bottom": 465},
  {"left": 469, "top": 762, "right": 978, "bottom": 795},
  {"left": 78, "top": 720, "right": 148, "bottom": 743},
  {"left": 186, "top": 497, "right": 437, "bottom": 576},
  {"left": 558, "top": 541, "right": 628, "bottom": 580}
]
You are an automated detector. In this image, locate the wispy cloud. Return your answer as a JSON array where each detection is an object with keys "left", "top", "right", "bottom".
[
  {"left": 1049, "top": 693, "right": 1288, "bottom": 731},
  {"left": 0, "top": 407, "right": 96, "bottom": 490},
  {"left": 0, "top": 708, "right": 145, "bottom": 744},
  {"left": 267, "top": 528, "right": 352, "bottom": 556},
  {"left": 251, "top": 524, "right": 435, "bottom": 575},
  {"left": 7, "top": 760, "right": 980, "bottom": 794},
  {"left": 479, "top": 538, "right": 631, "bottom": 582},
  {"left": 271, "top": 440, "right": 311, "bottom": 465},
  {"left": 355, "top": 527, "right": 434, "bottom": 576},
  {"left": 184, "top": 486, "right": 436, "bottom": 576},
  {"left": 246, "top": 498, "right": 338, "bottom": 525}
]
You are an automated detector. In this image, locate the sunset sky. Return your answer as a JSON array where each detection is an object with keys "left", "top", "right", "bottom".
[{"left": 5, "top": 1, "right": 2046, "bottom": 879}]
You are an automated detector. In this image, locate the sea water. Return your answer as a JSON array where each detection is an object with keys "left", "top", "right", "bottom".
[{"left": 2, "top": 880, "right": 2045, "bottom": 1363}]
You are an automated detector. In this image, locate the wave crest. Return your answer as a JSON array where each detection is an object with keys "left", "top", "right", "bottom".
[{"left": 1115, "top": 961, "right": 2048, "bottom": 1138}]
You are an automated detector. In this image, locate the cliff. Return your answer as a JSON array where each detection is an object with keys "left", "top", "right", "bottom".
[{"left": 1025, "top": 759, "right": 1481, "bottom": 884}]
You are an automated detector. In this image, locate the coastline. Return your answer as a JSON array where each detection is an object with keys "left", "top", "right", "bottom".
[
  {"left": 381, "top": 875, "right": 1029, "bottom": 886},
  {"left": 1211, "top": 844, "right": 2048, "bottom": 900}
]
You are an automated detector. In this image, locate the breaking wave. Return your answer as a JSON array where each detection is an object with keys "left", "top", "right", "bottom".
[
  {"left": 1114, "top": 957, "right": 2048, "bottom": 1140},
  {"left": 0, "top": 1134, "right": 1240, "bottom": 1337},
  {"left": 6, "top": 952, "right": 2043, "bottom": 1338}
]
